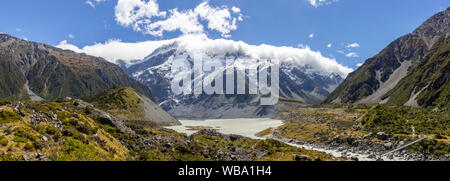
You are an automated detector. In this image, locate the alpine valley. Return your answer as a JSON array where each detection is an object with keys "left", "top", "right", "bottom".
[{"left": 0, "top": 5, "right": 449, "bottom": 161}]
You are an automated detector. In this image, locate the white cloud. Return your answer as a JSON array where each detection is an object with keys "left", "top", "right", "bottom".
[
  {"left": 115, "top": 0, "right": 166, "bottom": 27},
  {"left": 346, "top": 42, "right": 360, "bottom": 48},
  {"left": 309, "top": 33, "right": 314, "bottom": 38},
  {"left": 56, "top": 34, "right": 353, "bottom": 77},
  {"left": 56, "top": 38, "right": 173, "bottom": 63},
  {"left": 195, "top": 2, "right": 239, "bottom": 37},
  {"left": 68, "top": 34, "right": 74, "bottom": 39},
  {"left": 308, "top": 0, "right": 339, "bottom": 8},
  {"left": 297, "top": 43, "right": 310, "bottom": 49},
  {"left": 327, "top": 43, "right": 332, "bottom": 48},
  {"left": 56, "top": 40, "right": 83, "bottom": 52},
  {"left": 356, "top": 63, "right": 363, "bottom": 67},
  {"left": 86, "top": 1, "right": 95, "bottom": 8},
  {"left": 86, "top": 0, "right": 107, "bottom": 8},
  {"left": 345, "top": 52, "right": 359, "bottom": 58},
  {"left": 143, "top": 9, "right": 203, "bottom": 37},
  {"left": 16, "top": 28, "right": 22, "bottom": 32},
  {"left": 114, "top": 0, "right": 243, "bottom": 38},
  {"left": 231, "top": 7, "right": 241, "bottom": 13}
]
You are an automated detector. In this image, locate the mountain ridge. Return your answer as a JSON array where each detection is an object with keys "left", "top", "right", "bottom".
[
  {"left": 324, "top": 7, "right": 450, "bottom": 109},
  {"left": 0, "top": 34, "right": 154, "bottom": 101}
]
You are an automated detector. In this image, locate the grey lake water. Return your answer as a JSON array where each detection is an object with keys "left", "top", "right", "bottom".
[{"left": 165, "top": 118, "right": 284, "bottom": 139}]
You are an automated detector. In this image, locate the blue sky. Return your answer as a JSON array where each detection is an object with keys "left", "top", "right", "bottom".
[{"left": 1, "top": 0, "right": 449, "bottom": 69}]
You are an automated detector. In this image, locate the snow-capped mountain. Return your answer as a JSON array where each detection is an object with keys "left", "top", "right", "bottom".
[{"left": 121, "top": 35, "right": 349, "bottom": 119}]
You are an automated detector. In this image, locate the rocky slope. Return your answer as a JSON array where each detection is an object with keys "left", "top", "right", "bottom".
[
  {"left": 324, "top": 7, "right": 450, "bottom": 110},
  {"left": 122, "top": 37, "right": 345, "bottom": 119},
  {"left": 0, "top": 34, "right": 153, "bottom": 101}
]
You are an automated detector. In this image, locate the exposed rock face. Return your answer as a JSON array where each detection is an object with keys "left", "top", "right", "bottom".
[
  {"left": 0, "top": 34, "right": 153, "bottom": 101},
  {"left": 324, "top": 7, "right": 450, "bottom": 109}
]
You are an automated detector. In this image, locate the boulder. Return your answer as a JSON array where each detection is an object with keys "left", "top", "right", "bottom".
[
  {"left": 384, "top": 142, "right": 393, "bottom": 149},
  {"left": 364, "top": 132, "right": 374, "bottom": 139},
  {"left": 346, "top": 136, "right": 353, "bottom": 145},
  {"left": 377, "top": 132, "right": 388, "bottom": 140},
  {"left": 294, "top": 155, "right": 311, "bottom": 161}
]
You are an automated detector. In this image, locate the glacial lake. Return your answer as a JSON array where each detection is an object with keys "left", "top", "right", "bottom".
[{"left": 165, "top": 118, "right": 284, "bottom": 139}]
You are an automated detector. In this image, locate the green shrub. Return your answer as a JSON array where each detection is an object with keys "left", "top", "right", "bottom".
[
  {"left": 13, "top": 136, "right": 28, "bottom": 143},
  {"left": 0, "top": 100, "right": 11, "bottom": 106},
  {"left": 0, "top": 110, "right": 21, "bottom": 124},
  {"left": 24, "top": 143, "right": 34, "bottom": 151},
  {"left": 68, "top": 119, "right": 95, "bottom": 135},
  {"left": 410, "top": 139, "right": 450, "bottom": 156},
  {"left": 0, "top": 155, "right": 23, "bottom": 161},
  {"left": 55, "top": 138, "right": 102, "bottom": 161},
  {"left": 45, "top": 126, "right": 59, "bottom": 135},
  {"left": 14, "top": 128, "right": 37, "bottom": 141},
  {"left": 0, "top": 138, "right": 8, "bottom": 146},
  {"left": 361, "top": 105, "right": 449, "bottom": 135},
  {"left": 435, "top": 134, "right": 446, "bottom": 139}
]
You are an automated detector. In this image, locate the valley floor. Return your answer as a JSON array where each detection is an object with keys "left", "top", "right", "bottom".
[{"left": 258, "top": 105, "right": 450, "bottom": 161}]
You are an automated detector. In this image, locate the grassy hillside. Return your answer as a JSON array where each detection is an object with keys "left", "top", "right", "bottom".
[{"left": 82, "top": 86, "right": 179, "bottom": 126}]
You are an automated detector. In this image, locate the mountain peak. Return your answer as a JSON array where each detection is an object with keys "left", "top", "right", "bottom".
[{"left": 413, "top": 6, "right": 450, "bottom": 47}]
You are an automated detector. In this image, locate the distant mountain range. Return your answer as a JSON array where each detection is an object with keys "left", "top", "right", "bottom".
[
  {"left": 120, "top": 37, "right": 345, "bottom": 119},
  {"left": 325, "top": 7, "right": 449, "bottom": 110}
]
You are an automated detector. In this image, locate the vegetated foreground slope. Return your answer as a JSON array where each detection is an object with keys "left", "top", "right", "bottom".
[
  {"left": 324, "top": 7, "right": 450, "bottom": 110},
  {"left": 0, "top": 99, "right": 340, "bottom": 161}
]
